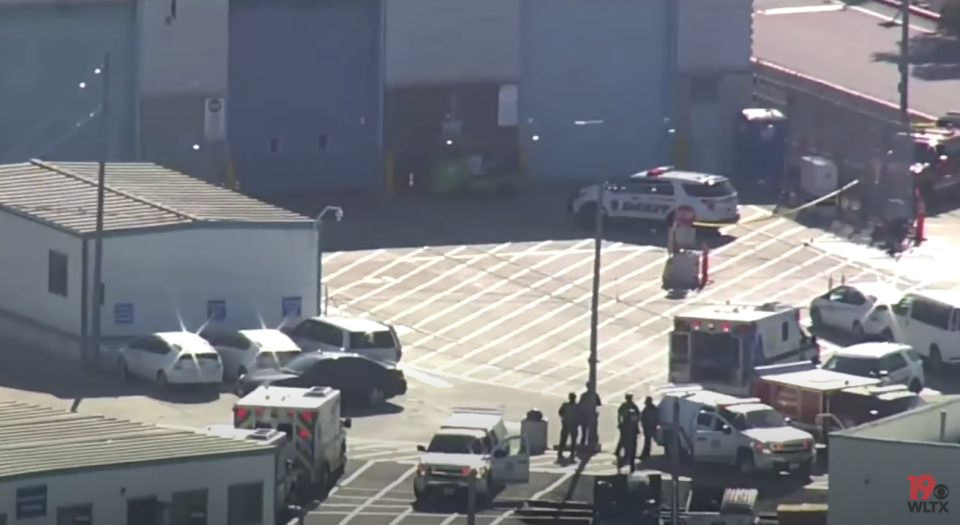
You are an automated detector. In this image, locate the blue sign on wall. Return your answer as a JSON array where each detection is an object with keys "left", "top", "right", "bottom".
[
  {"left": 16, "top": 485, "right": 47, "bottom": 519},
  {"left": 207, "top": 300, "right": 226, "bottom": 321},
  {"left": 282, "top": 296, "right": 302, "bottom": 318},
  {"left": 114, "top": 303, "right": 135, "bottom": 325}
]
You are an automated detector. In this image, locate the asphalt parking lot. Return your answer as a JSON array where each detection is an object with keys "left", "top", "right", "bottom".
[{"left": 323, "top": 206, "right": 960, "bottom": 399}]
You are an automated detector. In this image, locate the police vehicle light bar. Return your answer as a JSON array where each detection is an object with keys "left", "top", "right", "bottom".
[
  {"left": 717, "top": 397, "right": 762, "bottom": 407},
  {"left": 646, "top": 166, "right": 674, "bottom": 176}
]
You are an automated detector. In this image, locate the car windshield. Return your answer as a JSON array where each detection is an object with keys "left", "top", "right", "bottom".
[
  {"left": 740, "top": 408, "right": 787, "bottom": 429},
  {"left": 682, "top": 180, "right": 735, "bottom": 198},
  {"left": 256, "top": 351, "right": 299, "bottom": 369},
  {"left": 822, "top": 355, "right": 880, "bottom": 377},
  {"left": 281, "top": 354, "right": 316, "bottom": 374},
  {"left": 426, "top": 434, "right": 485, "bottom": 455},
  {"left": 349, "top": 330, "right": 395, "bottom": 350}
]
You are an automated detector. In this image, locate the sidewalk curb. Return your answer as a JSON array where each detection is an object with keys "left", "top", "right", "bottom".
[{"left": 872, "top": 0, "right": 942, "bottom": 21}]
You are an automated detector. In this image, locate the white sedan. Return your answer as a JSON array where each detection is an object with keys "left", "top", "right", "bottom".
[
  {"left": 118, "top": 332, "right": 223, "bottom": 389},
  {"left": 820, "top": 342, "right": 925, "bottom": 392},
  {"left": 809, "top": 282, "right": 902, "bottom": 340}
]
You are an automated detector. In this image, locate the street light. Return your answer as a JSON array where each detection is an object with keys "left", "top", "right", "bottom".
[
  {"left": 315, "top": 206, "right": 343, "bottom": 316},
  {"left": 574, "top": 118, "right": 605, "bottom": 451}
]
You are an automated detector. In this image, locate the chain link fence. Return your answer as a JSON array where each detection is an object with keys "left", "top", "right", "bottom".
[{"left": 752, "top": 57, "right": 936, "bottom": 227}]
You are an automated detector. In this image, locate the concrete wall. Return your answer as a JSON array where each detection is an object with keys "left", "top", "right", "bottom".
[
  {"left": 829, "top": 434, "right": 959, "bottom": 525},
  {"left": 0, "top": 1, "right": 138, "bottom": 163},
  {"left": 384, "top": 0, "right": 520, "bottom": 87},
  {"left": 518, "top": 0, "right": 670, "bottom": 180},
  {"left": 0, "top": 453, "right": 276, "bottom": 525},
  {"left": 228, "top": 0, "right": 382, "bottom": 194},
  {"left": 137, "top": 0, "right": 229, "bottom": 181}
]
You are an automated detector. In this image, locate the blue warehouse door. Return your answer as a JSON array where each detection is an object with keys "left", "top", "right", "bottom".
[
  {"left": 228, "top": 0, "right": 382, "bottom": 195},
  {"left": 0, "top": 4, "right": 137, "bottom": 163},
  {"left": 519, "top": 0, "right": 669, "bottom": 181}
]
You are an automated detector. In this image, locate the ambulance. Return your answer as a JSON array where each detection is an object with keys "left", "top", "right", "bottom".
[
  {"left": 234, "top": 386, "right": 351, "bottom": 502},
  {"left": 668, "top": 302, "right": 819, "bottom": 396}
]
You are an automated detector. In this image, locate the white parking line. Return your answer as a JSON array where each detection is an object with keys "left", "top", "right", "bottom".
[
  {"left": 403, "top": 239, "right": 598, "bottom": 355},
  {"left": 402, "top": 366, "right": 453, "bottom": 388},
  {"left": 337, "top": 466, "right": 416, "bottom": 525},
  {"left": 431, "top": 246, "right": 660, "bottom": 372},
  {"left": 330, "top": 460, "right": 377, "bottom": 496},
  {"left": 377, "top": 242, "right": 546, "bottom": 320},
  {"left": 503, "top": 220, "right": 801, "bottom": 389},
  {"left": 345, "top": 247, "right": 469, "bottom": 306},
  {"left": 488, "top": 471, "right": 576, "bottom": 525},
  {"left": 324, "top": 249, "right": 387, "bottom": 282}
]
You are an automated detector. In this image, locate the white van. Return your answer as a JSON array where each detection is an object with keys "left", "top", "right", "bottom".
[
  {"left": 890, "top": 290, "right": 960, "bottom": 370},
  {"left": 653, "top": 385, "right": 815, "bottom": 476}
]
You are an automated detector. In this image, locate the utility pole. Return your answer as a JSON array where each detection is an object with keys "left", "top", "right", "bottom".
[
  {"left": 898, "top": 1, "right": 911, "bottom": 124},
  {"left": 90, "top": 52, "right": 110, "bottom": 368},
  {"left": 587, "top": 180, "right": 603, "bottom": 451}
]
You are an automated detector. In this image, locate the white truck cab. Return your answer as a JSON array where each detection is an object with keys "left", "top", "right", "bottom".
[
  {"left": 414, "top": 407, "right": 530, "bottom": 502},
  {"left": 669, "top": 302, "right": 819, "bottom": 396},
  {"left": 654, "top": 385, "right": 815, "bottom": 476}
]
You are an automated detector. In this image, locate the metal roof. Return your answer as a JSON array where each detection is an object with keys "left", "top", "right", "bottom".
[
  {"left": 0, "top": 400, "right": 273, "bottom": 481},
  {"left": 0, "top": 160, "right": 310, "bottom": 236}
]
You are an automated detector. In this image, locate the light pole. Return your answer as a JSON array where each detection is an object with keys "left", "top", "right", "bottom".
[
  {"left": 574, "top": 118, "right": 605, "bottom": 451},
  {"left": 315, "top": 206, "right": 343, "bottom": 316},
  {"left": 90, "top": 52, "right": 110, "bottom": 369}
]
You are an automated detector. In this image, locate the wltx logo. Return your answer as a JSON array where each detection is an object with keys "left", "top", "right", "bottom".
[{"left": 907, "top": 474, "right": 950, "bottom": 513}]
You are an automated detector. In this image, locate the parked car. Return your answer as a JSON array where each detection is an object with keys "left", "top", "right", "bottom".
[
  {"left": 820, "top": 342, "right": 924, "bottom": 393},
  {"left": 236, "top": 352, "right": 408, "bottom": 405},
  {"left": 809, "top": 282, "right": 902, "bottom": 340},
  {"left": 282, "top": 316, "right": 402, "bottom": 363},
  {"left": 118, "top": 332, "right": 223, "bottom": 389},
  {"left": 201, "top": 329, "right": 301, "bottom": 381}
]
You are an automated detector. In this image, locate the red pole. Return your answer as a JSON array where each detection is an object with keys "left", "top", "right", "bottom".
[
  {"left": 700, "top": 243, "right": 709, "bottom": 288},
  {"left": 915, "top": 190, "right": 926, "bottom": 246}
]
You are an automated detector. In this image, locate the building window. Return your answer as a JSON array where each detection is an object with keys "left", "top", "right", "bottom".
[
  {"left": 227, "top": 483, "right": 264, "bottom": 525},
  {"left": 317, "top": 134, "right": 328, "bottom": 151},
  {"left": 57, "top": 503, "right": 93, "bottom": 525},
  {"left": 126, "top": 496, "right": 159, "bottom": 525},
  {"left": 690, "top": 75, "right": 719, "bottom": 103},
  {"left": 48, "top": 250, "right": 68, "bottom": 297},
  {"left": 171, "top": 489, "right": 208, "bottom": 525},
  {"left": 269, "top": 138, "right": 280, "bottom": 153},
  {"left": 0, "top": 513, "right": 6, "bottom": 525}
]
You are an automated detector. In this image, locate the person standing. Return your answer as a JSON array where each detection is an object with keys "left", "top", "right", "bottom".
[
  {"left": 557, "top": 393, "right": 579, "bottom": 460},
  {"left": 640, "top": 396, "right": 659, "bottom": 461},
  {"left": 616, "top": 393, "right": 641, "bottom": 472},
  {"left": 578, "top": 383, "right": 602, "bottom": 448}
]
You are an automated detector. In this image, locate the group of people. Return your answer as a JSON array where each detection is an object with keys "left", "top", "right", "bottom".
[{"left": 557, "top": 390, "right": 659, "bottom": 472}]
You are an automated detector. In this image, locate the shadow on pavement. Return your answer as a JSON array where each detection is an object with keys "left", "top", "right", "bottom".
[
  {"left": 0, "top": 343, "right": 221, "bottom": 404},
  {"left": 872, "top": 33, "right": 960, "bottom": 81},
  {"left": 342, "top": 401, "right": 404, "bottom": 419},
  {"left": 265, "top": 185, "right": 736, "bottom": 253}
]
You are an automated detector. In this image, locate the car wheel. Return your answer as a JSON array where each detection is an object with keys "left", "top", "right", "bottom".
[
  {"left": 852, "top": 321, "right": 865, "bottom": 339},
  {"left": 156, "top": 371, "right": 169, "bottom": 389},
  {"left": 367, "top": 387, "right": 386, "bottom": 405},
  {"left": 118, "top": 359, "right": 130, "bottom": 381},
  {"left": 810, "top": 307, "right": 823, "bottom": 327},
  {"left": 736, "top": 449, "right": 756, "bottom": 475},
  {"left": 880, "top": 328, "right": 894, "bottom": 342},
  {"left": 909, "top": 378, "right": 923, "bottom": 393},
  {"left": 929, "top": 346, "right": 945, "bottom": 372}
]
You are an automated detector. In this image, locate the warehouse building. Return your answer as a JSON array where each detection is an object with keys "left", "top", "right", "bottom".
[
  {"left": 0, "top": 160, "right": 315, "bottom": 365},
  {"left": 828, "top": 396, "right": 960, "bottom": 525},
  {"left": 0, "top": 400, "right": 282, "bottom": 525}
]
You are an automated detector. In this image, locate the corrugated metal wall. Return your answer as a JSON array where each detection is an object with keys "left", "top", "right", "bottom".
[
  {"left": 676, "top": 0, "right": 753, "bottom": 174},
  {"left": 0, "top": 2, "right": 137, "bottom": 163},
  {"left": 384, "top": 0, "right": 520, "bottom": 87},
  {"left": 519, "top": 0, "right": 670, "bottom": 181},
  {"left": 137, "top": 0, "right": 229, "bottom": 181},
  {"left": 228, "top": 0, "right": 382, "bottom": 195}
]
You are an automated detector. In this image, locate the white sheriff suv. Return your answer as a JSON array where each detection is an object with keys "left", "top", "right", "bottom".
[
  {"left": 568, "top": 166, "right": 740, "bottom": 230},
  {"left": 413, "top": 407, "right": 530, "bottom": 503}
]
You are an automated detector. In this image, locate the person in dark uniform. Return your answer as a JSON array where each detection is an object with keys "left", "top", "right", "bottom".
[
  {"left": 578, "top": 383, "right": 602, "bottom": 448},
  {"left": 640, "top": 396, "right": 659, "bottom": 461},
  {"left": 557, "top": 393, "right": 579, "bottom": 460},
  {"left": 615, "top": 393, "right": 641, "bottom": 471}
]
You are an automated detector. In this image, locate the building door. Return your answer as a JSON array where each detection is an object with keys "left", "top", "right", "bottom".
[
  {"left": 57, "top": 503, "right": 93, "bottom": 525},
  {"left": 127, "top": 496, "right": 159, "bottom": 525},
  {"left": 171, "top": 489, "right": 208, "bottom": 525}
]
